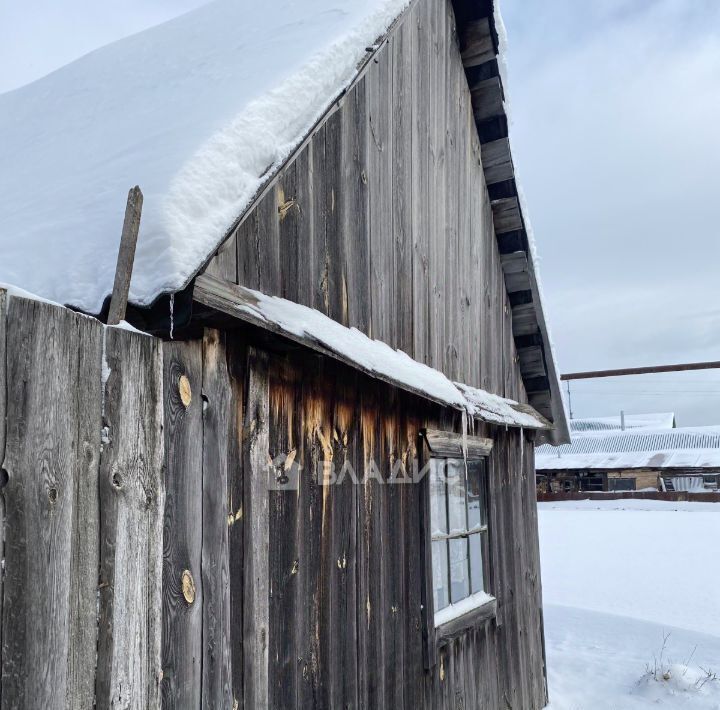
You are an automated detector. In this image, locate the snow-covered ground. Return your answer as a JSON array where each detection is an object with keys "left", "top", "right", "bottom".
[{"left": 539, "top": 500, "right": 720, "bottom": 709}]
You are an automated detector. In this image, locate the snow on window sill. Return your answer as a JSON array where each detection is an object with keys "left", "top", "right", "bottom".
[{"left": 434, "top": 591, "right": 496, "bottom": 629}]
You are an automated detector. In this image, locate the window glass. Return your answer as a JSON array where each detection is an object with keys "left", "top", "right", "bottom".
[
  {"left": 466, "top": 459, "right": 486, "bottom": 529},
  {"left": 449, "top": 537, "right": 470, "bottom": 603},
  {"left": 432, "top": 539, "right": 450, "bottom": 611},
  {"left": 446, "top": 459, "right": 467, "bottom": 534},
  {"left": 429, "top": 460, "right": 448, "bottom": 536},
  {"left": 469, "top": 533, "right": 485, "bottom": 594}
]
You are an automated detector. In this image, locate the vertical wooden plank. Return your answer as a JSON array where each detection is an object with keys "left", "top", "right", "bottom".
[
  {"left": 0, "top": 288, "right": 6, "bottom": 699},
  {"left": 97, "top": 327, "right": 164, "bottom": 709},
  {"left": 294, "top": 144, "right": 316, "bottom": 310},
  {"left": 323, "top": 107, "right": 344, "bottom": 325},
  {"left": 226, "top": 336, "right": 246, "bottom": 707},
  {"left": 258, "top": 187, "right": 282, "bottom": 296},
  {"left": 201, "top": 329, "right": 234, "bottom": 708},
  {"left": 382, "top": 406, "right": 405, "bottom": 710},
  {"left": 0, "top": 289, "right": 6, "bottom": 468},
  {"left": 368, "top": 40, "right": 394, "bottom": 344},
  {"left": 311, "top": 122, "right": 331, "bottom": 315},
  {"left": 161, "top": 340, "right": 203, "bottom": 708},
  {"left": 411, "top": 2, "right": 431, "bottom": 367},
  {"left": 356, "top": 387, "right": 386, "bottom": 709},
  {"left": 392, "top": 21, "right": 413, "bottom": 356},
  {"left": 1, "top": 299, "right": 102, "bottom": 709},
  {"left": 277, "top": 161, "right": 301, "bottom": 303},
  {"left": 428, "top": 0, "right": 447, "bottom": 371},
  {"left": 236, "top": 210, "right": 260, "bottom": 290},
  {"left": 330, "top": 379, "right": 358, "bottom": 708},
  {"left": 204, "top": 234, "right": 238, "bottom": 283},
  {"left": 244, "top": 348, "right": 270, "bottom": 710},
  {"left": 268, "top": 364, "right": 300, "bottom": 710},
  {"left": 296, "top": 373, "right": 324, "bottom": 709},
  {"left": 403, "top": 420, "right": 424, "bottom": 709},
  {"left": 342, "top": 81, "right": 371, "bottom": 334}
]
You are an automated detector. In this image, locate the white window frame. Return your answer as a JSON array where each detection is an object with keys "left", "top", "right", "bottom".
[{"left": 429, "top": 455, "right": 495, "bottom": 628}]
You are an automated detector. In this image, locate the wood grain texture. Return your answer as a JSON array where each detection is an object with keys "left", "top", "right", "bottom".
[
  {"left": 0, "top": 289, "right": 5, "bottom": 697},
  {"left": 1, "top": 298, "right": 102, "bottom": 710},
  {"left": 161, "top": 340, "right": 203, "bottom": 708},
  {"left": 200, "top": 329, "right": 234, "bottom": 708},
  {"left": 203, "top": 0, "right": 527, "bottom": 414},
  {"left": 107, "top": 186, "right": 143, "bottom": 326},
  {"left": 96, "top": 327, "right": 164, "bottom": 710},
  {"left": 243, "top": 349, "right": 270, "bottom": 710},
  {"left": 225, "top": 337, "right": 246, "bottom": 708}
]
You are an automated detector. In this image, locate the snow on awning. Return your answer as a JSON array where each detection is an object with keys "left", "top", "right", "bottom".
[{"left": 194, "top": 274, "right": 550, "bottom": 431}]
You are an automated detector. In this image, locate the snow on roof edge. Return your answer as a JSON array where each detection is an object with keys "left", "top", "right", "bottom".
[{"left": 194, "top": 274, "right": 550, "bottom": 430}]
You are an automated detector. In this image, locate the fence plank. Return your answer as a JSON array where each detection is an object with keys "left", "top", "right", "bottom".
[
  {"left": 201, "top": 330, "right": 234, "bottom": 708},
  {"left": 243, "top": 349, "right": 270, "bottom": 710},
  {"left": 0, "top": 289, "right": 5, "bottom": 705},
  {"left": 161, "top": 340, "right": 204, "bottom": 708},
  {"left": 1, "top": 298, "right": 102, "bottom": 709},
  {"left": 96, "top": 327, "right": 164, "bottom": 709}
]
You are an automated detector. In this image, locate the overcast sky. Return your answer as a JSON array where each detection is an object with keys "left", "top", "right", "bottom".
[{"left": 2, "top": 0, "right": 719, "bottom": 426}]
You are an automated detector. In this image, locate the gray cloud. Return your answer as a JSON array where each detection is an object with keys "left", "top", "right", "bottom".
[{"left": 503, "top": 0, "right": 720, "bottom": 425}]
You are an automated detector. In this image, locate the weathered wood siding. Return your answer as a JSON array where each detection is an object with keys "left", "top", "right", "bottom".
[
  {"left": 260, "top": 349, "right": 546, "bottom": 710},
  {"left": 204, "top": 0, "right": 525, "bottom": 404}
]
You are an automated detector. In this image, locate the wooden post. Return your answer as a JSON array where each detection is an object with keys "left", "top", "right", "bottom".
[{"left": 107, "top": 186, "right": 143, "bottom": 325}]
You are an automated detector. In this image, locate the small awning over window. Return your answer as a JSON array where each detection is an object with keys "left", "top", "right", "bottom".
[{"left": 194, "top": 273, "right": 551, "bottom": 431}]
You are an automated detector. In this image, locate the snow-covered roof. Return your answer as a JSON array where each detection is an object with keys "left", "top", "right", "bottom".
[
  {"left": 0, "top": 0, "right": 409, "bottom": 312},
  {"left": 537, "top": 425, "right": 720, "bottom": 471},
  {"left": 194, "top": 274, "right": 550, "bottom": 430},
  {"left": 569, "top": 413, "right": 676, "bottom": 433}
]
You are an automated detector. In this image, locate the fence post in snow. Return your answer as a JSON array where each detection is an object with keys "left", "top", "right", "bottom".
[{"left": 107, "top": 186, "right": 143, "bottom": 325}]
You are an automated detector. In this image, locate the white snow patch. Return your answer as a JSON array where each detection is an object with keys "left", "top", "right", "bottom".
[
  {"left": 545, "top": 606, "right": 720, "bottom": 710},
  {"left": 0, "top": 282, "right": 62, "bottom": 307},
  {"left": 539, "top": 505, "right": 720, "bottom": 637},
  {"left": 434, "top": 591, "right": 495, "bottom": 628},
  {"left": 0, "top": 0, "right": 409, "bottom": 312},
  {"left": 541, "top": 504, "right": 720, "bottom": 708}
]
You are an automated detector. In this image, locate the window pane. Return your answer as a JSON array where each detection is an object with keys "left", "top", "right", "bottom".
[
  {"left": 432, "top": 539, "right": 450, "bottom": 611},
  {"left": 449, "top": 537, "right": 470, "bottom": 603},
  {"left": 466, "top": 459, "right": 486, "bottom": 529},
  {"left": 429, "top": 460, "right": 448, "bottom": 535},
  {"left": 446, "top": 459, "right": 467, "bottom": 534},
  {"left": 469, "top": 532, "right": 485, "bottom": 594}
]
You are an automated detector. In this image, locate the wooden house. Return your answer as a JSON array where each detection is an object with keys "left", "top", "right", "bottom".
[
  {"left": 0, "top": 0, "right": 568, "bottom": 708},
  {"left": 537, "top": 416, "right": 720, "bottom": 494}
]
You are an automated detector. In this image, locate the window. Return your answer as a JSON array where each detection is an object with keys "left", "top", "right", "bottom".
[{"left": 429, "top": 457, "right": 490, "bottom": 621}]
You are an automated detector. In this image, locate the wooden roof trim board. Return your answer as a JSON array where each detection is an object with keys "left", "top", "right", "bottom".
[
  {"left": 193, "top": 274, "right": 551, "bottom": 431},
  {"left": 452, "top": 0, "right": 569, "bottom": 443}
]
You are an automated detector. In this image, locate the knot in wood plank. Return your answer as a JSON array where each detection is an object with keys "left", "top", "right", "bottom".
[
  {"left": 178, "top": 375, "right": 192, "bottom": 408},
  {"left": 181, "top": 569, "right": 196, "bottom": 604}
]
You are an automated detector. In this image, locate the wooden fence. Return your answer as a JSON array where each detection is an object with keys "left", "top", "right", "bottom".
[{"left": 0, "top": 293, "right": 167, "bottom": 708}]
